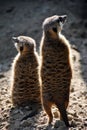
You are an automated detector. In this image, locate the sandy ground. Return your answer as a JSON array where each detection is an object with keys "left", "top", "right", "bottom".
[{"left": 0, "top": 0, "right": 87, "bottom": 130}]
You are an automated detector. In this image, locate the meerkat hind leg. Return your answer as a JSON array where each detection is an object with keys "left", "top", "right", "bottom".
[{"left": 43, "top": 99, "right": 53, "bottom": 124}]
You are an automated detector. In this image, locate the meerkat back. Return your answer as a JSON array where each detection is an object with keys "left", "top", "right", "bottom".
[
  {"left": 40, "top": 15, "right": 72, "bottom": 127},
  {"left": 11, "top": 36, "right": 40, "bottom": 107}
]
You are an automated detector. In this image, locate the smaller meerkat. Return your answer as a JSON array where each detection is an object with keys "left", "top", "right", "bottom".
[
  {"left": 11, "top": 36, "right": 41, "bottom": 107},
  {"left": 40, "top": 15, "right": 72, "bottom": 127}
]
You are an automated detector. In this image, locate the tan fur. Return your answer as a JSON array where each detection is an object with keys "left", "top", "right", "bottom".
[
  {"left": 40, "top": 15, "right": 72, "bottom": 127},
  {"left": 11, "top": 36, "right": 41, "bottom": 106}
]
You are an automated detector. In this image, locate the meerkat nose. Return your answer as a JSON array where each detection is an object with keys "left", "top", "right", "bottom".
[{"left": 12, "top": 37, "right": 19, "bottom": 43}]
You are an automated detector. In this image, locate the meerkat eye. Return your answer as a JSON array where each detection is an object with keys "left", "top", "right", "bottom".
[{"left": 52, "top": 27, "right": 57, "bottom": 33}]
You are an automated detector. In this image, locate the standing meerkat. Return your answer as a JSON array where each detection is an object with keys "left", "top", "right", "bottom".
[
  {"left": 11, "top": 36, "right": 41, "bottom": 107},
  {"left": 40, "top": 15, "right": 72, "bottom": 127}
]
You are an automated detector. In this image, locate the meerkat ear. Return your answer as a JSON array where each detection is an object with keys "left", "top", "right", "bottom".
[{"left": 12, "top": 37, "right": 19, "bottom": 43}]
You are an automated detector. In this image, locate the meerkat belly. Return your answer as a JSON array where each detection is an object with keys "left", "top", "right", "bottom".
[
  {"left": 41, "top": 49, "right": 71, "bottom": 101},
  {"left": 13, "top": 62, "right": 40, "bottom": 103}
]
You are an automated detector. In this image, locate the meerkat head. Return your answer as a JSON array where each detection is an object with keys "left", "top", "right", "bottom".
[
  {"left": 42, "top": 15, "right": 67, "bottom": 35},
  {"left": 12, "top": 36, "right": 36, "bottom": 54}
]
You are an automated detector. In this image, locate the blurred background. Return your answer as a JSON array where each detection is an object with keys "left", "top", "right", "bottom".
[{"left": 0, "top": 0, "right": 87, "bottom": 63}]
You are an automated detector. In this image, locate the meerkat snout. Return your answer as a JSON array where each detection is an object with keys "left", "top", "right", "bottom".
[
  {"left": 56, "top": 15, "right": 67, "bottom": 32},
  {"left": 12, "top": 36, "right": 23, "bottom": 52},
  {"left": 12, "top": 36, "right": 18, "bottom": 42},
  {"left": 57, "top": 15, "right": 67, "bottom": 23}
]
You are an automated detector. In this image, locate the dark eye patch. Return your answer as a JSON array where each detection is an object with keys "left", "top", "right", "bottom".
[
  {"left": 52, "top": 27, "right": 57, "bottom": 33},
  {"left": 20, "top": 46, "right": 23, "bottom": 51}
]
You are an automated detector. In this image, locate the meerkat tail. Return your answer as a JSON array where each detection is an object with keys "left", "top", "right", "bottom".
[{"left": 57, "top": 103, "right": 70, "bottom": 127}]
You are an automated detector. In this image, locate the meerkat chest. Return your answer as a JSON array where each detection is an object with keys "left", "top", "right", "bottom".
[
  {"left": 41, "top": 40, "right": 71, "bottom": 76},
  {"left": 43, "top": 43, "right": 68, "bottom": 63},
  {"left": 14, "top": 55, "right": 38, "bottom": 75}
]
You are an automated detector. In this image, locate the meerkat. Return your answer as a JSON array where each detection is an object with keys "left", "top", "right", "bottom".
[
  {"left": 40, "top": 15, "right": 72, "bottom": 127},
  {"left": 11, "top": 36, "right": 41, "bottom": 107}
]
